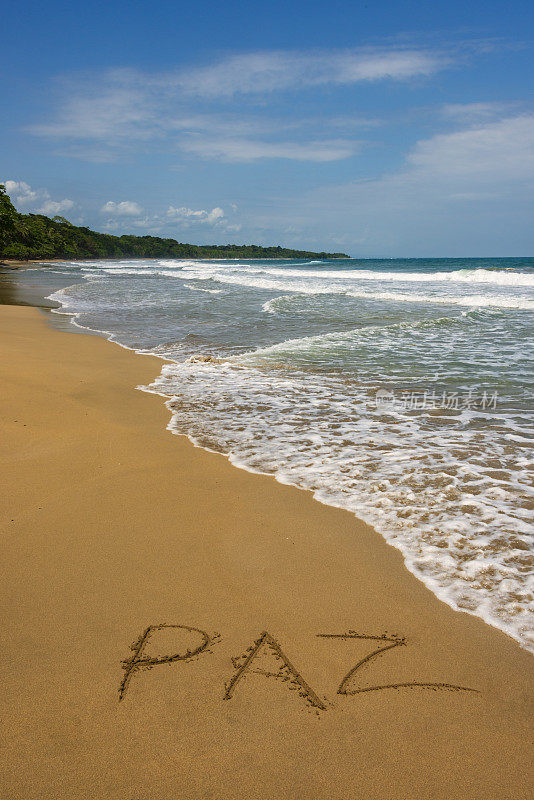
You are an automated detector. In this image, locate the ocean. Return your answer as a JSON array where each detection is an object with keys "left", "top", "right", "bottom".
[{"left": 28, "top": 256, "right": 534, "bottom": 651}]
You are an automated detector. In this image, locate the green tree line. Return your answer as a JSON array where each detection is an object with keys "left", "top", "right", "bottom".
[{"left": 0, "top": 186, "right": 348, "bottom": 260}]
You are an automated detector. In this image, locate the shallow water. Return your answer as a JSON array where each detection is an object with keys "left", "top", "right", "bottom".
[{"left": 30, "top": 256, "right": 534, "bottom": 651}]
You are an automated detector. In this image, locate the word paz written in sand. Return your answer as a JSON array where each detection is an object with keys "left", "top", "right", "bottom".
[{"left": 119, "top": 625, "right": 478, "bottom": 710}]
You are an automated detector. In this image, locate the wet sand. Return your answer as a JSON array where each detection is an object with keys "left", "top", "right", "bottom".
[
  {"left": 1, "top": 304, "right": 533, "bottom": 799},
  {"left": 0, "top": 267, "right": 62, "bottom": 308}
]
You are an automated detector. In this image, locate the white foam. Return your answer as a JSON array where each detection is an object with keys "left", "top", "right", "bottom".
[
  {"left": 345, "top": 289, "right": 534, "bottom": 310},
  {"left": 151, "top": 262, "right": 534, "bottom": 310},
  {"left": 179, "top": 262, "right": 534, "bottom": 286},
  {"left": 186, "top": 285, "right": 224, "bottom": 294},
  {"left": 44, "top": 257, "right": 534, "bottom": 653},
  {"left": 260, "top": 284, "right": 534, "bottom": 312},
  {"left": 97, "top": 267, "right": 157, "bottom": 275},
  {"left": 142, "top": 358, "right": 534, "bottom": 652}
]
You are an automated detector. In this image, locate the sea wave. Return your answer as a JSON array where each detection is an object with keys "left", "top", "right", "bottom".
[
  {"left": 261, "top": 288, "right": 534, "bottom": 312},
  {"left": 186, "top": 285, "right": 224, "bottom": 294},
  {"left": 240, "top": 314, "right": 466, "bottom": 360},
  {"left": 179, "top": 263, "right": 534, "bottom": 286},
  {"left": 142, "top": 357, "right": 534, "bottom": 652},
  {"left": 43, "top": 257, "right": 534, "bottom": 653}
]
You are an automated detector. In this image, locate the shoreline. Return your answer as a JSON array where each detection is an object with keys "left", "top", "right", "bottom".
[
  {"left": 0, "top": 264, "right": 67, "bottom": 308},
  {"left": 1, "top": 303, "right": 533, "bottom": 798},
  {"left": 27, "top": 268, "right": 534, "bottom": 652},
  {"left": 2, "top": 265, "right": 532, "bottom": 648},
  {"left": 0, "top": 258, "right": 78, "bottom": 269}
]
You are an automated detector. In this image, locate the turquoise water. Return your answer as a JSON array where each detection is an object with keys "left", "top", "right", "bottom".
[{"left": 35, "top": 256, "right": 533, "bottom": 650}]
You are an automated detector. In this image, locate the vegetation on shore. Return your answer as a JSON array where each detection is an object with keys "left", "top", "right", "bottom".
[{"left": 0, "top": 185, "right": 348, "bottom": 260}]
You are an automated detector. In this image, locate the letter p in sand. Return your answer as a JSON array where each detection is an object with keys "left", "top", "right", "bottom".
[{"left": 119, "top": 624, "right": 212, "bottom": 700}]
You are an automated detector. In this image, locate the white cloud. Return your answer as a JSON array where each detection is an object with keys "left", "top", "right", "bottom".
[
  {"left": 29, "top": 83, "right": 153, "bottom": 141},
  {"left": 180, "top": 137, "right": 361, "bottom": 162},
  {"left": 174, "top": 48, "right": 449, "bottom": 97},
  {"left": 258, "top": 114, "right": 534, "bottom": 255},
  {"left": 24, "top": 45, "right": 452, "bottom": 163},
  {"left": 406, "top": 115, "right": 534, "bottom": 181},
  {"left": 4, "top": 180, "right": 39, "bottom": 206},
  {"left": 101, "top": 200, "right": 144, "bottom": 216},
  {"left": 440, "top": 102, "right": 511, "bottom": 122},
  {"left": 97, "top": 204, "right": 236, "bottom": 236},
  {"left": 167, "top": 206, "right": 225, "bottom": 226},
  {"left": 2, "top": 179, "right": 75, "bottom": 216},
  {"left": 26, "top": 79, "right": 364, "bottom": 162},
  {"left": 36, "top": 198, "right": 75, "bottom": 215}
]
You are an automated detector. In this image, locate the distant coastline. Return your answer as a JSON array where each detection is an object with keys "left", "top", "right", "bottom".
[{"left": 0, "top": 185, "right": 348, "bottom": 261}]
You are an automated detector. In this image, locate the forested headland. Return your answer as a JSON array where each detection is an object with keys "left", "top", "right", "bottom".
[{"left": 0, "top": 186, "right": 348, "bottom": 261}]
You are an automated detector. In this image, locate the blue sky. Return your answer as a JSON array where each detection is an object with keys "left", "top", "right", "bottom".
[{"left": 2, "top": 1, "right": 534, "bottom": 255}]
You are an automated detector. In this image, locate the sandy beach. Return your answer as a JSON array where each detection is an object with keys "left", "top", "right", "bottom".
[{"left": 1, "top": 302, "right": 533, "bottom": 799}]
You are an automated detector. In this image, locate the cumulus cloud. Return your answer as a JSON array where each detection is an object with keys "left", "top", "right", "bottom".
[
  {"left": 3, "top": 179, "right": 74, "bottom": 215},
  {"left": 4, "top": 180, "right": 39, "bottom": 206},
  {"left": 101, "top": 200, "right": 144, "bottom": 216},
  {"left": 36, "top": 198, "right": 75, "bottom": 215},
  {"left": 167, "top": 206, "right": 225, "bottom": 226},
  {"left": 97, "top": 203, "right": 237, "bottom": 236}
]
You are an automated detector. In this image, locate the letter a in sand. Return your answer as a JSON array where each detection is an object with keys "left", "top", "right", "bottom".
[{"left": 224, "top": 631, "right": 326, "bottom": 710}]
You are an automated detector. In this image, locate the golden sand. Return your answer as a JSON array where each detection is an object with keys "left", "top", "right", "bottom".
[{"left": 1, "top": 305, "right": 532, "bottom": 799}]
